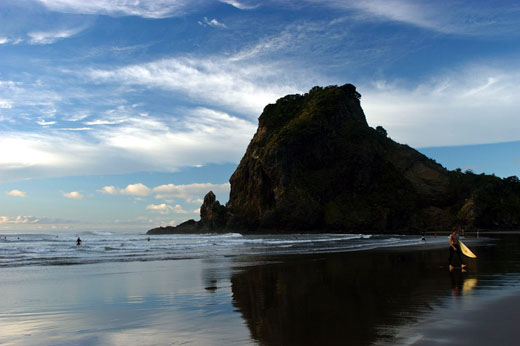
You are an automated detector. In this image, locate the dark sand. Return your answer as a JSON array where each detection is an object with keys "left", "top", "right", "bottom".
[
  {"left": 385, "top": 291, "right": 520, "bottom": 346},
  {"left": 1, "top": 233, "right": 519, "bottom": 345}
]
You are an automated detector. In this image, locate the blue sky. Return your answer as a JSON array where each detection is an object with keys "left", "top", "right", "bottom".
[{"left": 1, "top": 0, "right": 519, "bottom": 232}]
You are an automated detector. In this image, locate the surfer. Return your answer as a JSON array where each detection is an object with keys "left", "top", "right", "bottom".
[
  {"left": 76, "top": 237, "right": 82, "bottom": 246},
  {"left": 448, "top": 228, "right": 466, "bottom": 270}
]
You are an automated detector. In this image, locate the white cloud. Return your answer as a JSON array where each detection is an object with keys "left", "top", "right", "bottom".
[
  {"left": 36, "top": 119, "right": 56, "bottom": 126},
  {"left": 98, "top": 182, "right": 229, "bottom": 203},
  {"left": 0, "top": 37, "right": 22, "bottom": 46},
  {"left": 146, "top": 203, "right": 189, "bottom": 214},
  {"left": 84, "top": 119, "right": 125, "bottom": 126},
  {"left": 63, "top": 191, "right": 84, "bottom": 199},
  {"left": 153, "top": 182, "right": 230, "bottom": 202},
  {"left": 60, "top": 127, "right": 92, "bottom": 131},
  {"left": 198, "top": 17, "right": 227, "bottom": 28},
  {"left": 7, "top": 189, "right": 26, "bottom": 197},
  {"left": 28, "top": 27, "right": 83, "bottom": 45},
  {"left": 146, "top": 203, "right": 170, "bottom": 213},
  {"left": 0, "top": 216, "right": 39, "bottom": 224},
  {"left": 173, "top": 205, "right": 189, "bottom": 214},
  {"left": 99, "top": 186, "right": 118, "bottom": 195},
  {"left": 0, "top": 100, "right": 13, "bottom": 109},
  {"left": 0, "top": 215, "right": 78, "bottom": 225},
  {"left": 0, "top": 134, "right": 66, "bottom": 172},
  {"left": 35, "top": 0, "right": 202, "bottom": 18},
  {"left": 361, "top": 62, "right": 520, "bottom": 147},
  {"left": 120, "top": 183, "right": 151, "bottom": 196}
]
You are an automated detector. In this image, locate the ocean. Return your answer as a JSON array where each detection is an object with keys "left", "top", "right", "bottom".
[{"left": 0, "top": 231, "right": 435, "bottom": 268}]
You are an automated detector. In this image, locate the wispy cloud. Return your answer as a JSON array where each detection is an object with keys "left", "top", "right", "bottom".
[
  {"left": 63, "top": 112, "right": 90, "bottom": 122},
  {"left": 219, "top": 0, "right": 260, "bottom": 10},
  {"left": 0, "top": 79, "right": 63, "bottom": 118},
  {"left": 63, "top": 191, "right": 84, "bottom": 199},
  {"left": 3, "top": 57, "right": 520, "bottom": 182},
  {"left": 36, "top": 119, "right": 57, "bottom": 126},
  {"left": 229, "top": 30, "right": 294, "bottom": 62},
  {"left": 35, "top": 0, "right": 201, "bottom": 18},
  {"left": 198, "top": 17, "right": 227, "bottom": 28},
  {"left": 0, "top": 106, "right": 255, "bottom": 182},
  {"left": 28, "top": 27, "right": 83, "bottom": 45},
  {"left": 7, "top": 189, "right": 26, "bottom": 197},
  {"left": 302, "top": 0, "right": 520, "bottom": 35},
  {"left": 88, "top": 56, "right": 303, "bottom": 116},
  {"left": 60, "top": 127, "right": 92, "bottom": 131},
  {"left": 361, "top": 62, "right": 520, "bottom": 147},
  {"left": 0, "top": 37, "right": 23, "bottom": 45}
]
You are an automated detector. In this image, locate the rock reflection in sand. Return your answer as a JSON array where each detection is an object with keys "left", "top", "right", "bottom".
[{"left": 230, "top": 245, "right": 480, "bottom": 345}]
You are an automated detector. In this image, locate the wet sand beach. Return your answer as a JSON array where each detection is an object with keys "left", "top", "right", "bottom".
[{"left": 1, "top": 233, "right": 519, "bottom": 345}]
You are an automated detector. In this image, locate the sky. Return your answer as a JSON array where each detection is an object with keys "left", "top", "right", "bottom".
[{"left": 1, "top": 0, "right": 519, "bottom": 232}]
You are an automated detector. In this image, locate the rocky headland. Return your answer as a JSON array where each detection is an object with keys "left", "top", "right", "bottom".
[{"left": 148, "top": 84, "right": 520, "bottom": 235}]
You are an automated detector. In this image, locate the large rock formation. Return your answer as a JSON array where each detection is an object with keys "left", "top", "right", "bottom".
[
  {"left": 147, "top": 191, "right": 227, "bottom": 234},
  {"left": 148, "top": 84, "right": 520, "bottom": 234}
]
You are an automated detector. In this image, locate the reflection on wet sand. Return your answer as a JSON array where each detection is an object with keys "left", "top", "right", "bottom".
[{"left": 230, "top": 245, "right": 480, "bottom": 345}]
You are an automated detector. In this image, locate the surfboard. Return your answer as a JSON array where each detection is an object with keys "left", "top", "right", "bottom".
[{"left": 459, "top": 240, "right": 477, "bottom": 258}]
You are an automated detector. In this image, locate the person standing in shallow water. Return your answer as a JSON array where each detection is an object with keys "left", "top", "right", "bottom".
[
  {"left": 76, "top": 237, "right": 82, "bottom": 246},
  {"left": 449, "top": 228, "right": 466, "bottom": 270}
]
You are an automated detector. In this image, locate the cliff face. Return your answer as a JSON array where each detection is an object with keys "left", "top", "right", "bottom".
[
  {"left": 148, "top": 84, "right": 520, "bottom": 234},
  {"left": 225, "top": 84, "right": 456, "bottom": 232}
]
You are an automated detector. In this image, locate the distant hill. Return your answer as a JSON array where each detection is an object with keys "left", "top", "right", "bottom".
[{"left": 148, "top": 84, "right": 520, "bottom": 234}]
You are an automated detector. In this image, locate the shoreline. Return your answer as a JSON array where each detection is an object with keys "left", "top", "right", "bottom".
[{"left": 146, "top": 225, "right": 520, "bottom": 236}]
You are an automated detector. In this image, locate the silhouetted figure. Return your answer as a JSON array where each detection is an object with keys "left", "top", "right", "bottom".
[
  {"left": 147, "top": 237, "right": 150, "bottom": 241},
  {"left": 449, "top": 228, "right": 465, "bottom": 271},
  {"left": 77, "top": 237, "right": 82, "bottom": 246}
]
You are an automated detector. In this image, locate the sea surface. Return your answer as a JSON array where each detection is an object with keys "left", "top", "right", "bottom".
[
  {"left": 1, "top": 231, "right": 519, "bottom": 345},
  {"left": 0, "top": 231, "right": 435, "bottom": 268}
]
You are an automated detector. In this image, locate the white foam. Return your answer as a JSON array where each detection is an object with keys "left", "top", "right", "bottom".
[{"left": 0, "top": 231, "right": 426, "bottom": 267}]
